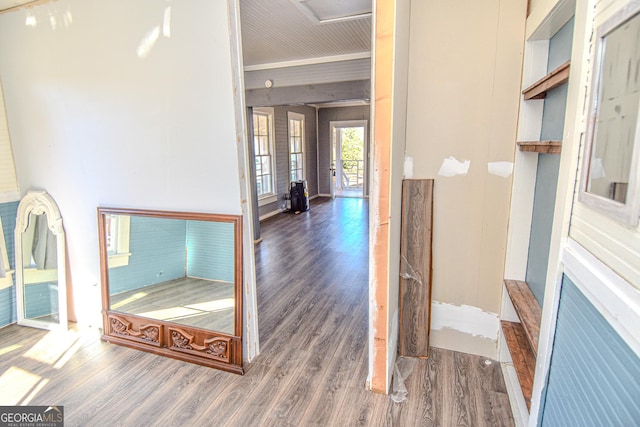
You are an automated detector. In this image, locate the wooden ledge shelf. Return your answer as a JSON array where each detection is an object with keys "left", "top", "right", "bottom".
[
  {"left": 502, "top": 320, "right": 535, "bottom": 410},
  {"left": 504, "top": 280, "right": 542, "bottom": 354},
  {"left": 517, "top": 140, "right": 562, "bottom": 154},
  {"left": 522, "top": 60, "right": 570, "bottom": 100}
]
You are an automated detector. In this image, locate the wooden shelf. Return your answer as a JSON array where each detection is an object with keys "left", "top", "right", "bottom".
[
  {"left": 502, "top": 280, "right": 541, "bottom": 412},
  {"left": 502, "top": 320, "right": 536, "bottom": 410},
  {"left": 522, "top": 60, "right": 570, "bottom": 100},
  {"left": 517, "top": 140, "right": 562, "bottom": 154},
  {"left": 504, "top": 280, "right": 541, "bottom": 354}
]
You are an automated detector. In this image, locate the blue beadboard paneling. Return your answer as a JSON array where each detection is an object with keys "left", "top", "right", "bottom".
[
  {"left": 24, "top": 282, "right": 58, "bottom": 319},
  {"left": 0, "top": 286, "right": 16, "bottom": 327},
  {"left": 0, "top": 201, "right": 19, "bottom": 328},
  {"left": 108, "top": 216, "right": 187, "bottom": 295},
  {"left": 186, "top": 220, "right": 235, "bottom": 283},
  {"left": 541, "top": 276, "right": 640, "bottom": 426},
  {"left": 0, "top": 201, "right": 19, "bottom": 269}
]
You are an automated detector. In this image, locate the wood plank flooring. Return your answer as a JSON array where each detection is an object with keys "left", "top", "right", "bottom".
[
  {"left": 0, "top": 197, "right": 514, "bottom": 426},
  {"left": 109, "top": 277, "right": 235, "bottom": 334}
]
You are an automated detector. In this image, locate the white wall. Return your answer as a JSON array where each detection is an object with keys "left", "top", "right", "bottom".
[
  {"left": 404, "top": 0, "right": 527, "bottom": 357},
  {"left": 0, "top": 0, "right": 243, "bottom": 326}
]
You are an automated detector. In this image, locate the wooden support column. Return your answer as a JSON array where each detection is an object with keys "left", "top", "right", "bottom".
[
  {"left": 399, "top": 179, "right": 434, "bottom": 357},
  {"left": 369, "top": 0, "right": 394, "bottom": 394}
]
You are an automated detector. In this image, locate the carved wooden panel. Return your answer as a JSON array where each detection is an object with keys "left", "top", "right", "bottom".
[
  {"left": 168, "top": 327, "right": 231, "bottom": 363},
  {"left": 102, "top": 310, "right": 242, "bottom": 374},
  {"left": 108, "top": 314, "right": 162, "bottom": 347}
]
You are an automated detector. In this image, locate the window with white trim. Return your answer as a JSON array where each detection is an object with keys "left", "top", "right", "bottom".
[
  {"left": 105, "top": 214, "right": 131, "bottom": 268},
  {"left": 288, "top": 111, "right": 305, "bottom": 182},
  {"left": 253, "top": 108, "right": 277, "bottom": 206}
]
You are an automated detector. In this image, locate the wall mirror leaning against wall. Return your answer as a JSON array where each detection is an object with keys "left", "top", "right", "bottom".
[
  {"left": 98, "top": 207, "right": 243, "bottom": 374},
  {"left": 580, "top": 3, "right": 640, "bottom": 226},
  {"left": 15, "top": 190, "right": 68, "bottom": 330}
]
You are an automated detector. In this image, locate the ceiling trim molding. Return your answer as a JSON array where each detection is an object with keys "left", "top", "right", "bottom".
[
  {"left": 289, "top": 0, "right": 371, "bottom": 25},
  {"left": 244, "top": 52, "right": 371, "bottom": 72},
  {"left": 0, "top": 0, "right": 48, "bottom": 15}
]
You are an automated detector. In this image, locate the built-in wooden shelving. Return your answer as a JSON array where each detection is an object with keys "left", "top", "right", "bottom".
[
  {"left": 501, "top": 320, "right": 535, "bottom": 410},
  {"left": 504, "top": 280, "right": 541, "bottom": 354},
  {"left": 517, "top": 140, "right": 562, "bottom": 154},
  {"left": 522, "top": 60, "right": 570, "bottom": 100},
  {"left": 502, "top": 279, "right": 542, "bottom": 411}
]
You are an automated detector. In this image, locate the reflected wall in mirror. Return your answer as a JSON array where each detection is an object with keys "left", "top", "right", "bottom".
[
  {"left": 98, "top": 208, "right": 243, "bottom": 374},
  {"left": 15, "top": 190, "right": 68, "bottom": 330},
  {"left": 580, "top": 4, "right": 640, "bottom": 226}
]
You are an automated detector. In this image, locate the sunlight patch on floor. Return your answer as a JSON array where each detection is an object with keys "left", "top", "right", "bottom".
[
  {"left": 111, "top": 291, "right": 147, "bottom": 310},
  {"left": 0, "top": 344, "right": 23, "bottom": 357},
  {"left": 0, "top": 366, "right": 43, "bottom": 405},
  {"left": 24, "top": 329, "right": 81, "bottom": 367},
  {"left": 139, "top": 306, "right": 201, "bottom": 321},
  {"left": 186, "top": 298, "right": 234, "bottom": 312}
]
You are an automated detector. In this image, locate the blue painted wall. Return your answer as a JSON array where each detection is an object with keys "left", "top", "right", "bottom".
[
  {"left": 541, "top": 275, "right": 640, "bottom": 426},
  {"left": 24, "top": 282, "right": 58, "bottom": 319},
  {"left": 186, "top": 220, "right": 235, "bottom": 283},
  {"left": 0, "top": 201, "right": 19, "bottom": 327},
  {"left": 108, "top": 216, "right": 187, "bottom": 295},
  {"left": 547, "top": 18, "right": 574, "bottom": 71},
  {"left": 526, "top": 152, "right": 561, "bottom": 306},
  {"left": 526, "top": 18, "right": 574, "bottom": 307}
]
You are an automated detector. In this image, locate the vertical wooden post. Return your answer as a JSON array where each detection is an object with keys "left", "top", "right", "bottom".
[
  {"left": 369, "top": 0, "right": 395, "bottom": 394},
  {"left": 399, "top": 179, "right": 434, "bottom": 357}
]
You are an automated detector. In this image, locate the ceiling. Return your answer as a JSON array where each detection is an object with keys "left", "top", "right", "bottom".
[
  {"left": 0, "top": 0, "right": 372, "bottom": 71},
  {"left": 239, "top": 0, "right": 371, "bottom": 68}
]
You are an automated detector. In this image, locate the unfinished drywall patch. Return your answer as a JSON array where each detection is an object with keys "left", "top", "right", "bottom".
[
  {"left": 431, "top": 300, "right": 499, "bottom": 341},
  {"left": 438, "top": 156, "right": 470, "bottom": 177},
  {"left": 488, "top": 161, "right": 514, "bottom": 178},
  {"left": 429, "top": 301, "right": 500, "bottom": 362},
  {"left": 403, "top": 155, "right": 414, "bottom": 178}
]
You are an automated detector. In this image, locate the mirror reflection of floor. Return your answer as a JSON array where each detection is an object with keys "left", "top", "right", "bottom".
[{"left": 109, "top": 277, "right": 234, "bottom": 335}]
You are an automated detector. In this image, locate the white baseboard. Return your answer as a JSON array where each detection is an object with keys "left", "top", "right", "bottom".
[
  {"left": 501, "top": 361, "right": 529, "bottom": 427},
  {"left": 259, "top": 209, "right": 284, "bottom": 221}
]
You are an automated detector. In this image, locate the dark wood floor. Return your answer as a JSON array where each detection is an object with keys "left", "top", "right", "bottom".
[{"left": 0, "top": 197, "right": 513, "bottom": 426}]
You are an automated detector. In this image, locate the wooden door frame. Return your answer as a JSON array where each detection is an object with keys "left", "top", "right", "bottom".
[{"left": 228, "top": 0, "right": 401, "bottom": 394}]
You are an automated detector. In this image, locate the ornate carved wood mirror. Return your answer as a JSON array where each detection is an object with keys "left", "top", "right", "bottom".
[{"left": 98, "top": 207, "right": 243, "bottom": 374}]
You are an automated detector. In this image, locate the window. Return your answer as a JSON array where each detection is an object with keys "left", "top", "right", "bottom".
[
  {"left": 105, "top": 214, "right": 131, "bottom": 268},
  {"left": 288, "top": 112, "right": 305, "bottom": 182},
  {"left": 253, "top": 108, "right": 277, "bottom": 206}
]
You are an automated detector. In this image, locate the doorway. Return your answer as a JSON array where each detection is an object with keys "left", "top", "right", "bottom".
[{"left": 330, "top": 120, "right": 368, "bottom": 199}]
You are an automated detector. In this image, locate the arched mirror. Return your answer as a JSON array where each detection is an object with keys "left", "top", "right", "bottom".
[
  {"left": 98, "top": 207, "right": 243, "bottom": 374},
  {"left": 15, "top": 190, "right": 68, "bottom": 330}
]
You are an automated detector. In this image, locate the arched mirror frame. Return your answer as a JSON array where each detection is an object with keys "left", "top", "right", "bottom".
[
  {"left": 15, "top": 190, "right": 68, "bottom": 330},
  {"left": 98, "top": 207, "right": 244, "bottom": 374}
]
